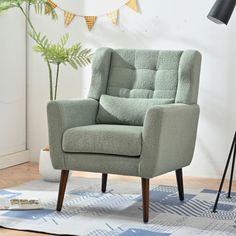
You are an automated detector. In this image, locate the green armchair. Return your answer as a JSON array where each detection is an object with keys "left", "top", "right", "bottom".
[{"left": 47, "top": 48, "right": 201, "bottom": 223}]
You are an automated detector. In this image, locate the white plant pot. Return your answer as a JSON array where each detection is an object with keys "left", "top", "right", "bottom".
[{"left": 39, "top": 149, "right": 63, "bottom": 182}]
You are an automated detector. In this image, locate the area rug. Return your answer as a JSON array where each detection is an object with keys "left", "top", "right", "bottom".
[{"left": 0, "top": 177, "right": 236, "bottom": 235}]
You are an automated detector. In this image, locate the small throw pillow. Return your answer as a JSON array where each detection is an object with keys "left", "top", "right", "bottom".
[{"left": 96, "top": 94, "right": 174, "bottom": 126}]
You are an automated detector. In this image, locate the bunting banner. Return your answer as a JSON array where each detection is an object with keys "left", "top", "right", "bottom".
[
  {"left": 126, "top": 0, "right": 139, "bottom": 12},
  {"left": 84, "top": 16, "right": 97, "bottom": 31},
  {"left": 64, "top": 12, "right": 75, "bottom": 26},
  {"left": 45, "top": 0, "right": 57, "bottom": 14},
  {"left": 107, "top": 10, "right": 119, "bottom": 25},
  {"left": 45, "top": 0, "right": 140, "bottom": 30}
]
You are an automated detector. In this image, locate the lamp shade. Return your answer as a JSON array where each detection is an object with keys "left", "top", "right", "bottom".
[{"left": 207, "top": 0, "right": 236, "bottom": 25}]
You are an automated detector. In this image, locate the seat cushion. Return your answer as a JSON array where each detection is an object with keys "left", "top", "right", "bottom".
[{"left": 62, "top": 124, "right": 142, "bottom": 157}]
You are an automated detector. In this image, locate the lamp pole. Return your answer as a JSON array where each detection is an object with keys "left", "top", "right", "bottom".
[{"left": 207, "top": 0, "right": 236, "bottom": 212}]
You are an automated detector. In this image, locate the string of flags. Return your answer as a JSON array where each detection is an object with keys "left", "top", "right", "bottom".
[{"left": 45, "top": 0, "right": 140, "bottom": 31}]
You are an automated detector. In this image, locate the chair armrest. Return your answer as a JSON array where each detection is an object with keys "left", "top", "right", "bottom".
[
  {"left": 47, "top": 98, "right": 98, "bottom": 169},
  {"left": 139, "top": 104, "right": 200, "bottom": 178}
]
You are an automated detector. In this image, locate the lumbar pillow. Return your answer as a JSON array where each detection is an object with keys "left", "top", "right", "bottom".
[{"left": 96, "top": 94, "right": 174, "bottom": 126}]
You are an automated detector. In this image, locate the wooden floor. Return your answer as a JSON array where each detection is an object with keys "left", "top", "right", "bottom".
[{"left": 0, "top": 162, "right": 235, "bottom": 236}]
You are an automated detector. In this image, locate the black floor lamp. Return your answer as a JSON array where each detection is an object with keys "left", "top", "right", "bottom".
[{"left": 207, "top": 0, "right": 236, "bottom": 212}]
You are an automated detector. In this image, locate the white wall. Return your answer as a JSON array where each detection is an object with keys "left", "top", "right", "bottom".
[
  {"left": 0, "top": 9, "right": 26, "bottom": 158},
  {"left": 27, "top": 0, "right": 236, "bottom": 179}
]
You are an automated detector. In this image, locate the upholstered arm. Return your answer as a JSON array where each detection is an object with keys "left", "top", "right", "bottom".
[
  {"left": 139, "top": 104, "right": 200, "bottom": 179},
  {"left": 47, "top": 99, "right": 98, "bottom": 169}
]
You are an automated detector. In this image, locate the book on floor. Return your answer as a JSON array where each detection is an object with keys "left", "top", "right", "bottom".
[{"left": 0, "top": 197, "right": 43, "bottom": 210}]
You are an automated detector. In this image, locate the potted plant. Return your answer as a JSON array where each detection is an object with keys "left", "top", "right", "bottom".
[
  {"left": 0, "top": 0, "right": 92, "bottom": 181},
  {"left": 35, "top": 33, "right": 91, "bottom": 182}
]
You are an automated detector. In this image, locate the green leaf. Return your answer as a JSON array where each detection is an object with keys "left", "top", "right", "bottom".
[
  {"left": 60, "top": 34, "right": 69, "bottom": 47},
  {"left": 68, "top": 59, "right": 78, "bottom": 69}
]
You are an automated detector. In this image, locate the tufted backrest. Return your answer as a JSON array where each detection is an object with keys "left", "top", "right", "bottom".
[
  {"left": 88, "top": 48, "right": 201, "bottom": 125},
  {"left": 108, "top": 50, "right": 181, "bottom": 102}
]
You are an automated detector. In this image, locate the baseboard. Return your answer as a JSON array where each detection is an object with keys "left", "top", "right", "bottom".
[{"left": 0, "top": 150, "right": 30, "bottom": 169}]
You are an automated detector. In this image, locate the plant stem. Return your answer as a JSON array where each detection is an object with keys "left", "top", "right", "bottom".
[
  {"left": 18, "top": 3, "right": 54, "bottom": 101},
  {"left": 47, "top": 61, "right": 53, "bottom": 101},
  {"left": 54, "top": 64, "right": 60, "bottom": 100},
  {"left": 18, "top": 4, "right": 37, "bottom": 36}
]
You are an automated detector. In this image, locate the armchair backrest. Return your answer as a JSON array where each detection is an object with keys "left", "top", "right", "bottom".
[{"left": 88, "top": 48, "right": 201, "bottom": 126}]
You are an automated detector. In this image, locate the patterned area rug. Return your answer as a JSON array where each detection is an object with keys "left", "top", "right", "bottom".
[{"left": 0, "top": 177, "right": 236, "bottom": 235}]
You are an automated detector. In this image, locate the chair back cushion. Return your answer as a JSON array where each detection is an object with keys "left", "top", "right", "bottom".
[{"left": 88, "top": 48, "right": 201, "bottom": 125}]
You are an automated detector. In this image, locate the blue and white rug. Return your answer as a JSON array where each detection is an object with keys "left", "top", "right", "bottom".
[{"left": 0, "top": 177, "right": 236, "bottom": 235}]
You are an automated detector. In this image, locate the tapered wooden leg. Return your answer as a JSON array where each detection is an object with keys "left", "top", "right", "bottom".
[
  {"left": 141, "top": 178, "right": 149, "bottom": 223},
  {"left": 101, "top": 173, "right": 108, "bottom": 193},
  {"left": 57, "top": 170, "right": 69, "bottom": 211},
  {"left": 175, "top": 169, "right": 184, "bottom": 201}
]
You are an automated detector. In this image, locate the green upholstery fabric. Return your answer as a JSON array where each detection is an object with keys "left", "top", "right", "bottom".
[
  {"left": 65, "top": 153, "right": 140, "bottom": 176},
  {"left": 88, "top": 48, "right": 201, "bottom": 104},
  {"left": 88, "top": 48, "right": 112, "bottom": 100},
  {"left": 94, "top": 48, "right": 201, "bottom": 125},
  {"left": 107, "top": 50, "right": 182, "bottom": 99},
  {"left": 140, "top": 104, "right": 200, "bottom": 178},
  {"left": 47, "top": 48, "right": 202, "bottom": 180},
  {"left": 63, "top": 124, "right": 142, "bottom": 157},
  {"left": 96, "top": 94, "right": 174, "bottom": 125},
  {"left": 47, "top": 99, "right": 98, "bottom": 169},
  {"left": 175, "top": 51, "right": 202, "bottom": 104}
]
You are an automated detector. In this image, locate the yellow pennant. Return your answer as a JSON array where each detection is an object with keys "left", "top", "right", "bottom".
[
  {"left": 64, "top": 12, "right": 75, "bottom": 26},
  {"left": 45, "top": 0, "right": 57, "bottom": 14},
  {"left": 107, "top": 10, "right": 119, "bottom": 25},
  {"left": 126, "top": 0, "right": 139, "bottom": 12},
  {"left": 84, "top": 16, "right": 97, "bottom": 31}
]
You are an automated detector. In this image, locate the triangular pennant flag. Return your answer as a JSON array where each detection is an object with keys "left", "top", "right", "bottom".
[
  {"left": 107, "top": 10, "right": 119, "bottom": 25},
  {"left": 126, "top": 0, "right": 139, "bottom": 12},
  {"left": 84, "top": 16, "right": 97, "bottom": 31},
  {"left": 64, "top": 12, "right": 75, "bottom": 26},
  {"left": 45, "top": 0, "right": 57, "bottom": 14}
]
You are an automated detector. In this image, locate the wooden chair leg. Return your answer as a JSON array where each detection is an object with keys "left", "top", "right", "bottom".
[
  {"left": 141, "top": 178, "right": 149, "bottom": 223},
  {"left": 101, "top": 173, "right": 108, "bottom": 193},
  {"left": 57, "top": 170, "right": 69, "bottom": 211},
  {"left": 175, "top": 168, "right": 184, "bottom": 201}
]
